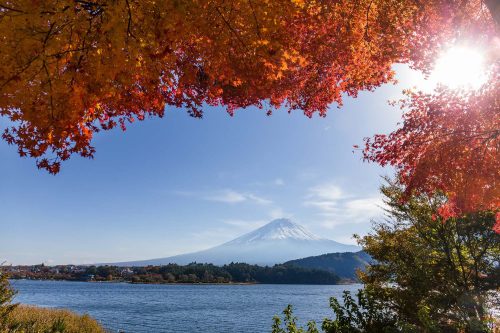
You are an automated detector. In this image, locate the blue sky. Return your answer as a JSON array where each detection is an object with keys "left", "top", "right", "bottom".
[{"left": 0, "top": 67, "right": 422, "bottom": 265}]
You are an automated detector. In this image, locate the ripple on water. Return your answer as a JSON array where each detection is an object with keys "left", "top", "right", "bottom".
[{"left": 11, "top": 280, "right": 362, "bottom": 333}]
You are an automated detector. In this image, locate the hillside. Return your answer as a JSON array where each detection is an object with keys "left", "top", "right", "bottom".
[{"left": 284, "top": 251, "right": 372, "bottom": 281}]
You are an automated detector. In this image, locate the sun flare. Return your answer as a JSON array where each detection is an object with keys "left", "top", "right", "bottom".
[{"left": 430, "top": 46, "right": 487, "bottom": 90}]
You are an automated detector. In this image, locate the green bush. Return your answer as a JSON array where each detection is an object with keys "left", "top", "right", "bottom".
[
  {"left": 321, "top": 290, "right": 401, "bottom": 333},
  {"left": 272, "top": 305, "right": 319, "bottom": 333}
]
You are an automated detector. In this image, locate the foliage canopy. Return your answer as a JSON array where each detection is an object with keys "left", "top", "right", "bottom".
[{"left": 0, "top": 0, "right": 495, "bottom": 173}]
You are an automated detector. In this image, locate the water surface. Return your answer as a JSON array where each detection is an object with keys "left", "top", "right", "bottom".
[{"left": 11, "top": 280, "right": 362, "bottom": 333}]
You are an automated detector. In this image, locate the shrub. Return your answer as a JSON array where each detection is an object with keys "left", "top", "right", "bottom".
[
  {"left": 1, "top": 305, "right": 106, "bottom": 333},
  {"left": 272, "top": 305, "right": 319, "bottom": 333}
]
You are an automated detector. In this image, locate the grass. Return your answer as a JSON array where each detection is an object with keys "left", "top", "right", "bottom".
[{"left": 1, "top": 305, "right": 106, "bottom": 333}]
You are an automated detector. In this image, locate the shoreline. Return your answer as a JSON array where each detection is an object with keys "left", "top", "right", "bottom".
[{"left": 10, "top": 277, "right": 358, "bottom": 286}]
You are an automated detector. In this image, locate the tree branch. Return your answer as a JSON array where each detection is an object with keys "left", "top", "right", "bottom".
[{"left": 484, "top": 0, "right": 500, "bottom": 27}]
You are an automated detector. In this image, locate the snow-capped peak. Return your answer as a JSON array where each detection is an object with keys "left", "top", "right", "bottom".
[
  {"left": 226, "top": 218, "right": 321, "bottom": 244},
  {"left": 110, "top": 218, "right": 362, "bottom": 266}
]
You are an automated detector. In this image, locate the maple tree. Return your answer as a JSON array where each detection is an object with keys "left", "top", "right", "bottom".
[
  {"left": 0, "top": 1, "right": 498, "bottom": 228},
  {"left": 362, "top": 3, "right": 499, "bottom": 229},
  {"left": 0, "top": 0, "right": 493, "bottom": 173},
  {"left": 363, "top": 78, "right": 499, "bottom": 229}
]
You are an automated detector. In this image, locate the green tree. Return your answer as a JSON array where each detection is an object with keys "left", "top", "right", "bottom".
[
  {"left": 358, "top": 181, "right": 500, "bottom": 331},
  {"left": 321, "top": 290, "right": 401, "bottom": 333},
  {"left": 273, "top": 180, "right": 499, "bottom": 332},
  {"left": 0, "top": 270, "right": 17, "bottom": 326}
]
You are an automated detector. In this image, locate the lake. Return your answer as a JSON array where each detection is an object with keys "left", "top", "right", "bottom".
[{"left": 10, "top": 280, "right": 362, "bottom": 333}]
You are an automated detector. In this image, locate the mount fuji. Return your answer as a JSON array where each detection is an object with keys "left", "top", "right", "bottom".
[{"left": 114, "top": 218, "right": 360, "bottom": 266}]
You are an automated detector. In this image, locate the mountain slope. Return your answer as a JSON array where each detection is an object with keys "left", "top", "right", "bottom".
[
  {"left": 284, "top": 251, "right": 372, "bottom": 280},
  {"left": 225, "top": 218, "right": 321, "bottom": 243},
  {"left": 113, "top": 219, "right": 360, "bottom": 266}
]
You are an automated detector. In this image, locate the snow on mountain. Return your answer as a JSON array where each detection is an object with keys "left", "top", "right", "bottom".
[
  {"left": 225, "top": 218, "right": 320, "bottom": 243},
  {"left": 112, "top": 218, "right": 361, "bottom": 266}
]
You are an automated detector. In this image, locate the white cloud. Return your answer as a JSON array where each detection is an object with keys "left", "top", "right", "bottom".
[
  {"left": 204, "top": 189, "right": 247, "bottom": 203},
  {"left": 305, "top": 182, "right": 384, "bottom": 227},
  {"left": 304, "top": 200, "right": 337, "bottom": 212},
  {"left": 328, "top": 234, "right": 359, "bottom": 245},
  {"left": 319, "top": 197, "right": 383, "bottom": 228},
  {"left": 274, "top": 178, "right": 285, "bottom": 186},
  {"left": 244, "top": 193, "right": 273, "bottom": 205},
  {"left": 307, "top": 183, "right": 345, "bottom": 201},
  {"left": 176, "top": 189, "right": 273, "bottom": 205},
  {"left": 268, "top": 207, "right": 291, "bottom": 219},
  {"left": 345, "top": 197, "right": 382, "bottom": 216},
  {"left": 304, "top": 183, "right": 345, "bottom": 212}
]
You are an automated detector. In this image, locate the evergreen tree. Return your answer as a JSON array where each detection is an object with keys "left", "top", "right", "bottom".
[{"left": 0, "top": 269, "right": 17, "bottom": 325}]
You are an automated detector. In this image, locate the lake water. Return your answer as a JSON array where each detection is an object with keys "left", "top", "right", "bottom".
[{"left": 10, "top": 280, "right": 362, "bottom": 333}]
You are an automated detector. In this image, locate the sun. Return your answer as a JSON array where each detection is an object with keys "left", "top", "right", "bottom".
[{"left": 430, "top": 46, "right": 487, "bottom": 89}]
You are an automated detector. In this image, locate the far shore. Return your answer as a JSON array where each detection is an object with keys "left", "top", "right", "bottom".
[
  {"left": 3, "top": 262, "right": 352, "bottom": 285},
  {"left": 10, "top": 277, "right": 358, "bottom": 286}
]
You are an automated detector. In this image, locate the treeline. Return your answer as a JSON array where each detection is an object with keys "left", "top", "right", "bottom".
[{"left": 5, "top": 262, "right": 340, "bottom": 285}]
